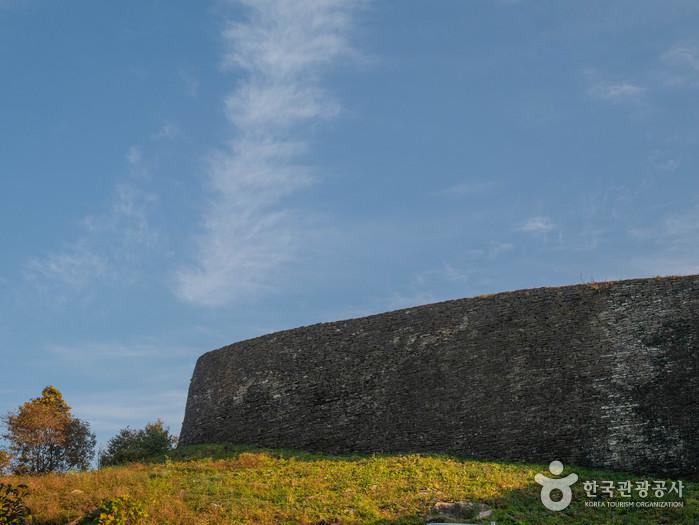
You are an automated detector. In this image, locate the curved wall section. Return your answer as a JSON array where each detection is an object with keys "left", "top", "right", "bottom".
[{"left": 180, "top": 275, "right": 699, "bottom": 474}]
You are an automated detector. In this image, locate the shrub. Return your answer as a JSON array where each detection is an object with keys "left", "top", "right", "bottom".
[
  {"left": 79, "top": 496, "right": 147, "bottom": 525},
  {"left": 99, "top": 420, "right": 177, "bottom": 467},
  {"left": 0, "top": 482, "right": 32, "bottom": 524}
]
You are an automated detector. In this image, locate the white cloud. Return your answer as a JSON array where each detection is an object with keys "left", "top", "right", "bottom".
[
  {"left": 489, "top": 242, "right": 514, "bottom": 257},
  {"left": 586, "top": 45, "right": 699, "bottom": 107},
  {"left": 48, "top": 341, "right": 196, "bottom": 362},
  {"left": 152, "top": 122, "right": 181, "bottom": 140},
  {"left": 86, "top": 183, "right": 158, "bottom": 247},
  {"left": 437, "top": 180, "right": 498, "bottom": 196},
  {"left": 627, "top": 204, "right": 699, "bottom": 277},
  {"left": 583, "top": 68, "right": 644, "bottom": 102},
  {"left": 385, "top": 290, "right": 442, "bottom": 311},
  {"left": 46, "top": 337, "right": 200, "bottom": 437},
  {"left": 661, "top": 45, "right": 699, "bottom": 88},
  {"left": 630, "top": 256, "right": 699, "bottom": 278},
  {"left": 648, "top": 150, "right": 679, "bottom": 173},
  {"left": 26, "top": 148, "right": 158, "bottom": 292},
  {"left": 73, "top": 388, "right": 188, "bottom": 436},
  {"left": 126, "top": 145, "right": 142, "bottom": 165},
  {"left": 517, "top": 216, "right": 555, "bottom": 235},
  {"left": 178, "top": 67, "right": 200, "bottom": 98},
  {"left": 588, "top": 81, "right": 643, "bottom": 101},
  {"left": 175, "top": 0, "right": 361, "bottom": 307},
  {"left": 26, "top": 246, "right": 107, "bottom": 290},
  {"left": 221, "top": 0, "right": 358, "bottom": 76},
  {"left": 629, "top": 204, "right": 699, "bottom": 245}
]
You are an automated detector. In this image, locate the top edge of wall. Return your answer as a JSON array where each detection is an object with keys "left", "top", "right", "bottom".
[{"left": 201, "top": 273, "right": 699, "bottom": 358}]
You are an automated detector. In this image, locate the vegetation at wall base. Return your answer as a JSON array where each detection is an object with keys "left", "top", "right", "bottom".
[
  {"left": 0, "top": 482, "right": 32, "bottom": 524},
  {"left": 0, "top": 445, "right": 696, "bottom": 524},
  {"left": 98, "top": 421, "right": 176, "bottom": 468},
  {"left": 77, "top": 495, "right": 147, "bottom": 525}
]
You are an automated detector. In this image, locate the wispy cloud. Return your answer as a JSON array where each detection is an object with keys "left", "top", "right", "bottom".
[
  {"left": 661, "top": 45, "right": 699, "bottom": 88},
  {"left": 648, "top": 149, "right": 680, "bottom": 173},
  {"left": 26, "top": 247, "right": 107, "bottom": 290},
  {"left": 175, "top": 0, "right": 361, "bottom": 307},
  {"left": 627, "top": 203, "right": 699, "bottom": 276},
  {"left": 152, "top": 121, "right": 181, "bottom": 140},
  {"left": 629, "top": 204, "right": 699, "bottom": 246},
  {"left": 583, "top": 67, "right": 644, "bottom": 102},
  {"left": 46, "top": 337, "right": 200, "bottom": 437},
  {"left": 48, "top": 341, "right": 196, "bottom": 362},
  {"left": 437, "top": 180, "right": 498, "bottom": 197},
  {"left": 588, "top": 81, "right": 643, "bottom": 101},
  {"left": 517, "top": 216, "right": 555, "bottom": 235},
  {"left": 488, "top": 241, "right": 514, "bottom": 257},
  {"left": 178, "top": 67, "right": 200, "bottom": 98},
  {"left": 73, "top": 388, "right": 188, "bottom": 436},
  {"left": 630, "top": 255, "right": 699, "bottom": 278},
  {"left": 586, "top": 44, "right": 699, "bottom": 105},
  {"left": 385, "top": 291, "right": 443, "bottom": 311},
  {"left": 26, "top": 148, "right": 158, "bottom": 292}
]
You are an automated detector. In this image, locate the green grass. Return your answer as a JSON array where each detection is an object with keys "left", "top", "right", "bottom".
[{"left": 2, "top": 444, "right": 696, "bottom": 524}]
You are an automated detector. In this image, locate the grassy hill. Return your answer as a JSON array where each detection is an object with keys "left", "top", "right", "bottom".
[{"left": 2, "top": 445, "right": 696, "bottom": 524}]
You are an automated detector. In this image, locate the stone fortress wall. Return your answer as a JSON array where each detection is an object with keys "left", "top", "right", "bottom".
[{"left": 180, "top": 275, "right": 699, "bottom": 475}]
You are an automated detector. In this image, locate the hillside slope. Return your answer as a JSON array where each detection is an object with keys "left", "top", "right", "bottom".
[{"left": 2, "top": 445, "right": 697, "bottom": 524}]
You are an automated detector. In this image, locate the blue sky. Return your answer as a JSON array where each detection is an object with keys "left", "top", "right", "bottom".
[{"left": 1, "top": 0, "right": 699, "bottom": 446}]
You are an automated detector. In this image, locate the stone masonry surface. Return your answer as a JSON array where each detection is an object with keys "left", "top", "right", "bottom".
[{"left": 180, "top": 275, "right": 699, "bottom": 475}]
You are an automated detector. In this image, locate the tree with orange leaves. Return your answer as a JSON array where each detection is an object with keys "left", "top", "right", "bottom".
[{"left": 2, "top": 386, "right": 95, "bottom": 474}]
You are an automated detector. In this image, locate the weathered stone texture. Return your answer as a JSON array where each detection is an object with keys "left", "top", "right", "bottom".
[{"left": 180, "top": 275, "right": 699, "bottom": 475}]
